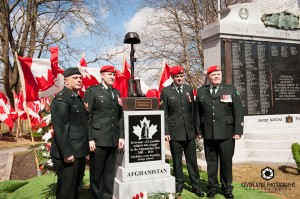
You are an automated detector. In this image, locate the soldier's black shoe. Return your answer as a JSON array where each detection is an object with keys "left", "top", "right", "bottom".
[
  {"left": 223, "top": 191, "right": 234, "bottom": 199},
  {"left": 206, "top": 190, "right": 216, "bottom": 198},
  {"left": 193, "top": 189, "right": 205, "bottom": 197}
]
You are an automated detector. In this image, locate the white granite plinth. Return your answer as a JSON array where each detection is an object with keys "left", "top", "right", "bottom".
[
  {"left": 116, "top": 163, "right": 171, "bottom": 182},
  {"left": 114, "top": 176, "right": 175, "bottom": 199}
]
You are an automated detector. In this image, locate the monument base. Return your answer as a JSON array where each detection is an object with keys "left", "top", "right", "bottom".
[
  {"left": 115, "top": 163, "right": 172, "bottom": 182},
  {"left": 113, "top": 175, "right": 175, "bottom": 199}
]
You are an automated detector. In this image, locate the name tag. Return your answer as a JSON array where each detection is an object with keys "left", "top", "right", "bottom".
[{"left": 220, "top": 95, "right": 232, "bottom": 103}]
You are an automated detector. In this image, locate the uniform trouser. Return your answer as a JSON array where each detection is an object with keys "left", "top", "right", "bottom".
[
  {"left": 170, "top": 139, "right": 201, "bottom": 193},
  {"left": 204, "top": 138, "right": 235, "bottom": 192},
  {"left": 89, "top": 146, "right": 117, "bottom": 199},
  {"left": 52, "top": 157, "right": 86, "bottom": 199}
]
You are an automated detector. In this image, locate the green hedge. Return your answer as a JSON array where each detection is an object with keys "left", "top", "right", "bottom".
[{"left": 291, "top": 143, "right": 300, "bottom": 169}]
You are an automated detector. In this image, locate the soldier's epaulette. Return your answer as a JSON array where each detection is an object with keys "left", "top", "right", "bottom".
[
  {"left": 87, "top": 84, "right": 100, "bottom": 90},
  {"left": 54, "top": 90, "right": 67, "bottom": 101},
  {"left": 224, "top": 84, "right": 234, "bottom": 87}
]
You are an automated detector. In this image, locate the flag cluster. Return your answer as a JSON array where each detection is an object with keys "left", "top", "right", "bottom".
[
  {"left": 0, "top": 91, "right": 50, "bottom": 130},
  {"left": 2, "top": 47, "right": 175, "bottom": 130}
]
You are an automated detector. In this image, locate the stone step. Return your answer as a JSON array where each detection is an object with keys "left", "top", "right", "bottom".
[
  {"left": 244, "top": 140, "right": 296, "bottom": 149},
  {"left": 233, "top": 156, "right": 296, "bottom": 164},
  {"left": 244, "top": 129, "right": 300, "bottom": 140},
  {"left": 247, "top": 148, "right": 292, "bottom": 160}
]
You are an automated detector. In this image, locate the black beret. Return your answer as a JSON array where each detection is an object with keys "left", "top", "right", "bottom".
[{"left": 63, "top": 67, "right": 81, "bottom": 77}]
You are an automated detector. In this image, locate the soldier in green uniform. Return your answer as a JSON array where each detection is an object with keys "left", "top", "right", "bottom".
[
  {"left": 50, "top": 67, "right": 89, "bottom": 199},
  {"left": 160, "top": 66, "right": 204, "bottom": 197},
  {"left": 195, "top": 65, "right": 244, "bottom": 199},
  {"left": 83, "top": 65, "right": 124, "bottom": 199}
]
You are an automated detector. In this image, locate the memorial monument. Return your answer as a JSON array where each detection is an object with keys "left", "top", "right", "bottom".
[
  {"left": 201, "top": 0, "right": 300, "bottom": 163},
  {"left": 113, "top": 32, "right": 175, "bottom": 199}
]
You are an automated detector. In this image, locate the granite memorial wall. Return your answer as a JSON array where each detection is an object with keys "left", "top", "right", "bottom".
[{"left": 221, "top": 39, "right": 300, "bottom": 115}]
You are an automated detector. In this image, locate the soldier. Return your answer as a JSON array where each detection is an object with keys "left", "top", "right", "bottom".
[
  {"left": 83, "top": 65, "right": 124, "bottom": 199},
  {"left": 50, "top": 67, "right": 89, "bottom": 199},
  {"left": 160, "top": 66, "right": 204, "bottom": 197},
  {"left": 195, "top": 65, "right": 244, "bottom": 199}
]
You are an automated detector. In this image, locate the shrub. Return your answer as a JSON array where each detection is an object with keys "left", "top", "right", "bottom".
[
  {"left": 0, "top": 180, "right": 28, "bottom": 193},
  {"left": 291, "top": 143, "right": 300, "bottom": 170}
]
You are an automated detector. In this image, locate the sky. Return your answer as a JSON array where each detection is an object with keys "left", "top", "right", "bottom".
[{"left": 70, "top": 0, "right": 147, "bottom": 71}]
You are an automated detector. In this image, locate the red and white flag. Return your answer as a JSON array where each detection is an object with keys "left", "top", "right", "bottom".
[
  {"left": 77, "top": 57, "right": 101, "bottom": 97},
  {"left": 78, "top": 57, "right": 87, "bottom": 67},
  {"left": 0, "top": 92, "right": 16, "bottom": 129},
  {"left": 13, "top": 91, "right": 27, "bottom": 120},
  {"left": 27, "top": 100, "right": 45, "bottom": 129},
  {"left": 17, "top": 47, "right": 64, "bottom": 101},
  {"left": 40, "top": 97, "right": 50, "bottom": 110},
  {"left": 113, "top": 68, "right": 127, "bottom": 98},
  {"left": 158, "top": 62, "right": 172, "bottom": 92}
]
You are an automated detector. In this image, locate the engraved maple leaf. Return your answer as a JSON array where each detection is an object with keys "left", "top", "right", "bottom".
[{"left": 132, "top": 117, "right": 158, "bottom": 139}]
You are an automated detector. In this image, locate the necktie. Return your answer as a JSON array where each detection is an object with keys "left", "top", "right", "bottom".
[
  {"left": 178, "top": 87, "right": 183, "bottom": 97},
  {"left": 211, "top": 86, "right": 216, "bottom": 98},
  {"left": 108, "top": 87, "right": 114, "bottom": 99}
]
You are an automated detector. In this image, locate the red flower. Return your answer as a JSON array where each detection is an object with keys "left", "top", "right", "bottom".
[
  {"left": 135, "top": 194, "right": 139, "bottom": 199},
  {"left": 140, "top": 192, "right": 144, "bottom": 197},
  {"left": 45, "top": 143, "right": 51, "bottom": 151}
]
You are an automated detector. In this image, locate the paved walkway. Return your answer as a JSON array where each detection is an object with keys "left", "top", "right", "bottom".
[{"left": 0, "top": 146, "right": 30, "bottom": 181}]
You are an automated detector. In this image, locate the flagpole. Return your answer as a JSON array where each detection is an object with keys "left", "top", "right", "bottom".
[
  {"left": 13, "top": 89, "right": 20, "bottom": 141},
  {"left": 15, "top": 52, "right": 41, "bottom": 176}
]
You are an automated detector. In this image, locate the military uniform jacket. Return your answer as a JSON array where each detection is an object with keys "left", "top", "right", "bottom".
[
  {"left": 195, "top": 84, "right": 244, "bottom": 139},
  {"left": 50, "top": 87, "right": 89, "bottom": 159},
  {"left": 160, "top": 83, "right": 197, "bottom": 141},
  {"left": 83, "top": 84, "right": 124, "bottom": 147}
]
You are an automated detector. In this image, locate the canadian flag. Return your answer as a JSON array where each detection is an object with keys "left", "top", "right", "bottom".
[
  {"left": 113, "top": 69, "right": 127, "bottom": 98},
  {"left": 158, "top": 62, "right": 172, "bottom": 92},
  {"left": 77, "top": 57, "right": 101, "bottom": 97},
  {"left": 78, "top": 57, "right": 87, "bottom": 67},
  {"left": 122, "top": 59, "right": 159, "bottom": 98},
  {"left": 27, "top": 100, "right": 45, "bottom": 129},
  {"left": 17, "top": 47, "right": 64, "bottom": 101},
  {"left": 0, "top": 92, "right": 16, "bottom": 129},
  {"left": 40, "top": 97, "right": 50, "bottom": 110},
  {"left": 13, "top": 91, "right": 27, "bottom": 120}
]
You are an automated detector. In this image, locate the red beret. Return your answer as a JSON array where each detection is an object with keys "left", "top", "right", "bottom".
[
  {"left": 100, "top": 65, "right": 116, "bottom": 72},
  {"left": 207, "top": 65, "right": 221, "bottom": 74},
  {"left": 170, "top": 66, "right": 184, "bottom": 75}
]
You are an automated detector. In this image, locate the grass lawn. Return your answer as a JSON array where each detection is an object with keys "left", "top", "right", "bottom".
[{"left": 0, "top": 166, "right": 280, "bottom": 199}]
